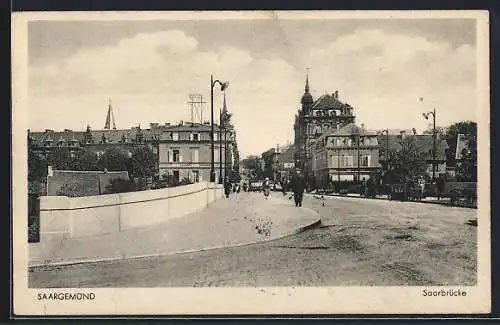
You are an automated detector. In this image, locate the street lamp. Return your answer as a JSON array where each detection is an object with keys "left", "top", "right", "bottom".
[
  {"left": 381, "top": 129, "right": 389, "bottom": 173},
  {"left": 351, "top": 129, "right": 361, "bottom": 183},
  {"left": 210, "top": 75, "right": 229, "bottom": 183},
  {"left": 423, "top": 108, "right": 437, "bottom": 181},
  {"left": 219, "top": 108, "right": 224, "bottom": 184}
]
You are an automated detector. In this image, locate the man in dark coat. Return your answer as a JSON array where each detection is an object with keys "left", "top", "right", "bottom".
[
  {"left": 224, "top": 179, "right": 231, "bottom": 198},
  {"left": 292, "top": 169, "right": 306, "bottom": 207}
]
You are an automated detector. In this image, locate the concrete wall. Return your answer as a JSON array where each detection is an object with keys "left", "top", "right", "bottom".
[{"left": 38, "top": 181, "right": 223, "bottom": 242}]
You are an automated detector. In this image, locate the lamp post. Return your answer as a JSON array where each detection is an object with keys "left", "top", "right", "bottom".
[
  {"left": 219, "top": 108, "right": 224, "bottom": 184},
  {"left": 351, "top": 130, "right": 361, "bottom": 183},
  {"left": 210, "top": 75, "right": 229, "bottom": 183},
  {"left": 423, "top": 108, "right": 437, "bottom": 181},
  {"left": 381, "top": 129, "right": 389, "bottom": 175}
]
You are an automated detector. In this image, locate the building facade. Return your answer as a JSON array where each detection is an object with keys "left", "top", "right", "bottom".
[
  {"left": 312, "top": 123, "right": 380, "bottom": 188},
  {"left": 157, "top": 121, "right": 234, "bottom": 183},
  {"left": 28, "top": 101, "right": 236, "bottom": 184},
  {"left": 293, "top": 74, "right": 356, "bottom": 185}
]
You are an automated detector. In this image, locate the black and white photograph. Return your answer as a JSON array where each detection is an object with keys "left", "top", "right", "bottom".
[{"left": 12, "top": 10, "right": 490, "bottom": 315}]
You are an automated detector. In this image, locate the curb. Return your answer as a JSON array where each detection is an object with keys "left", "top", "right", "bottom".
[{"left": 29, "top": 214, "right": 322, "bottom": 270}]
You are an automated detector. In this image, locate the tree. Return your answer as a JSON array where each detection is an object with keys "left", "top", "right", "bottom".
[
  {"left": 241, "top": 156, "right": 265, "bottom": 180},
  {"left": 455, "top": 131, "right": 477, "bottom": 182},
  {"left": 28, "top": 148, "right": 48, "bottom": 182},
  {"left": 97, "top": 148, "right": 129, "bottom": 172},
  {"left": 130, "top": 146, "right": 157, "bottom": 178},
  {"left": 387, "top": 137, "right": 428, "bottom": 184},
  {"left": 46, "top": 148, "right": 73, "bottom": 170},
  {"left": 71, "top": 149, "right": 99, "bottom": 171}
]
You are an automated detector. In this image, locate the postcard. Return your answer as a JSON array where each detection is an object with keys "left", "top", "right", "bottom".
[{"left": 12, "top": 10, "right": 490, "bottom": 315}]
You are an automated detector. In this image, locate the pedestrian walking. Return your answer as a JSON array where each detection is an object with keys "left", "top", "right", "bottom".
[
  {"left": 436, "top": 174, "right": 446, "bottom": 200},
  {"left": 292, "top": 169, "right": 306, "bottom": 207},
  {"left": 224, "top": 178, "right": 231, "bottom": 198},
  {"left": 263, "top": 177, "right": 271, "bottom": 199},
  {"left": 418, "top": 176, "right": 426, "bottom": 198},
  {"left": 366, "top": 176, "right": 375, "bottom": 198}
]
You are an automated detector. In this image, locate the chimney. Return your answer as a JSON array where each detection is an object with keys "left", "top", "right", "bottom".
[
  {"left": 412, "top": 128, "right": 417, "bottom": 135},
  {"left": 334, "top": 90, "right": 339, "bottom": 99}
]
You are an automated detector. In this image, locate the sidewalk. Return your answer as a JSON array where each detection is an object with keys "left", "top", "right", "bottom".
[{"left": 29, "top": 192, "right": 320, "bottom": 267}]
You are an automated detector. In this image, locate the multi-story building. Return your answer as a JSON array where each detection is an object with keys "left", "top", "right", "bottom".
[
  {"left": 293, "top": 73, "right": 356, "bottom": 185},
  {"left": 157, "top": 121, "right": 234, "bottom": 183},
  {"left": 312, "top": 123, "right": 380, "bottom": 188},
  {"left": 28, "top": 100, "right": 237, "bottom": 183}
]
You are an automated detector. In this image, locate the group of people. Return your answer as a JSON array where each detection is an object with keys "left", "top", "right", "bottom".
[
  {"left": 268, "top": 168, "right": 306, "bottom": 207},
  {"left": 223, "top": 179, "right": 240, "bottom": 198}
]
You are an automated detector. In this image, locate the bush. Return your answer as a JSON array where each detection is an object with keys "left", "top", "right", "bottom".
[
  {"left": 28, "top": 215, "right": 40, "bottom": 243},
  {"left": 106, "top": 178, "right": 136, "bottom": 194}
]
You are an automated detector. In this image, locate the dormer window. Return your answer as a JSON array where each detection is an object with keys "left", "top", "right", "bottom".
[{"left": 172, "top": 132, "right": 179, "bottom": 141}]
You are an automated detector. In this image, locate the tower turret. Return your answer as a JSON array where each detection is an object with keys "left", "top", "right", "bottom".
[{"left": 300, "top": 69, "right": 313, "bottom": 113}]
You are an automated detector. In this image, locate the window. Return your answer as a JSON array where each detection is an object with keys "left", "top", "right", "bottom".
[
  {"left": 214, "top": 149, "right": 219, "bottom": 162},
  {"left": 361, "top": 155, "right": 371, "bottom": 167},
  {"left": 172, "top": 132, "right": 179, "bottom": 141},
  {"left": 190, "top": 133, "right": 200, "bottom": 141},
  {"left": 331, "top": 155, "right": 339, "bottom": 168},
  {"left": 192, "top": 170, "right": 200, "bottom": 182},
  {"left": 173, "top": 170, "right": 180, "bottom": 183},
  {"left": 173, "top": 149, "right": 180, "bottom": 162},
  {"left": 191, "top": 148, "right": 199, "bottom": 163},
  {"left": 343, "top": 155, "right": 353, "bottom": 167},
  {"left": 214, "top": 133, "right": 218, "bottom": 141}
]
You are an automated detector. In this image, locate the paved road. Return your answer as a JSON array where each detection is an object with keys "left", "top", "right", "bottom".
[{"left": 29, "top": 194, "right": 477, "bottom": 287}]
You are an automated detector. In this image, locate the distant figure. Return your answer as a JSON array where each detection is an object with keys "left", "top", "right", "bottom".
[
  {"left": 263, "top": 177, "right": 271, "bottom": 199},
  {"left": 236, "top": 183, "right": 241, "bottom": 193},
  {"left": 436, "top": 175, "right": 446, "bottom": 200},
  {"left": 224, "top": 179, "right": 231, "bottom": 198},
  {"left": 361, "top": 178, "right": 367, "bottom": 197},
  {"left": 418, "top": 176, "right": 426, "bottom": 198},
  {"left": 366, "top": 177, "right": 375, "bottom": 198},
  {"left": 292, "top": 169, "right": 306, "bottom": 207}
]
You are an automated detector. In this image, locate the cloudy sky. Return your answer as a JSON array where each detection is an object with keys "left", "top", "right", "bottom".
[{"left": 28, "top": 15, "right": 478, "bottom": 158}]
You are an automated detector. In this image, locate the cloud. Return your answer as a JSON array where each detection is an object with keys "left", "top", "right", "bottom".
[
  {"left": 29, "top": 29, "right": 302, "bottom": 157},
  {"left": 29, "top": 27, "right": 477, "bottom": 157},
  {"left": 305, "top": 28, "right": 476, "bottom": 132}
]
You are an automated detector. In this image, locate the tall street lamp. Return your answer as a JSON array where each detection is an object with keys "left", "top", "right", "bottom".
[
  {"left": 351, "top": 129, "right": 361, "bottom": 183},
  {"left": 210, "top": 75, "right": 229, "bottom": 183},
  {"left": 423, "top": 108, "right": 437, "bottom": 181},
  {"left": 219, "top": 109, "right": 224, "bottom": 184},
  {"left": 381, "top": 129, "right": 389, "bottom": 176}
]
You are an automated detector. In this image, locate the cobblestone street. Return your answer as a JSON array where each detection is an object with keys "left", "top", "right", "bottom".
[{"left": 29, "top": 194, "right": 477, "bottom": 287}]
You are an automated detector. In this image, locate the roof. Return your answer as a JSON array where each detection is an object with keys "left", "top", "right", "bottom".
[
  {"left": 312, "top": 93, "right": 351, "bottom": 110},
  {"left": 377, "top": 134, "right": 448, "bottom": 161},
  {"left": 28, "top": 122, "right": 220, "bottom": 147}
]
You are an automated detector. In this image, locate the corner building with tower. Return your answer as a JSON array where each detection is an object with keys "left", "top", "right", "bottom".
[{"left": 293, "top": 74, "right": 356, "bottom": 186}]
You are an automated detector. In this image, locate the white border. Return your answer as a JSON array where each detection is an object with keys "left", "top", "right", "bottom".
[{"left": 12, "top": 10, "right": 491, "bottom": 315}]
